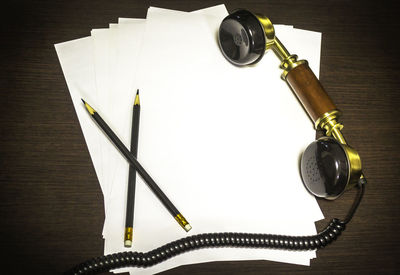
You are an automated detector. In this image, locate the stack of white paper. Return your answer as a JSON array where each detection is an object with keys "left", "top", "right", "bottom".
[{"left": 55, "top": 4, "right": 324, "bottom": 274}]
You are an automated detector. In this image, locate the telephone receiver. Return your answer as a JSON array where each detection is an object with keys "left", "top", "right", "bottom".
[
  {"left": 67, "top": 10, "right": 367, "bottom": 274},
  {"left": 218, "top": 9, "right": 364, "bottom": 200}
]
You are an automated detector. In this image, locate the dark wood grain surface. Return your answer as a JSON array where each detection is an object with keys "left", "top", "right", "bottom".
[{"left": 1, "top": 0, "right": 399, "bottom": 274}]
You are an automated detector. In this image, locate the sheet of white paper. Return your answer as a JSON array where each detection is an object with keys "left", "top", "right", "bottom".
[
  {"left": 53, "top": 29, "right": 315, "bottom": 275},
  {"left": 104, "top": 5, "right": 232, "bottom": 238},
  {"left": 102, "top": 6, "right": 323, "bottom": 275},
  {"left": 118, "top": 18, "right": 145, "bottom": 24},
  {"left": 91, "top": 29, "right": 114, "bottom": 208},
  {"left": 91, "top": 26, "right": 122, "bottom": 215},
  {"left": 55, "top": 37, "right": 106, "bottom": 211},
  {"left": 101, "top": 20, "right": 147, "bottom": 236}
]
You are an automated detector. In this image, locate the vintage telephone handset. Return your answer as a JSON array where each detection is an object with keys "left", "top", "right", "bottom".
[
  {"left": 218, "top": 10, "right": 365, "bottom": 200},
  {"left": 67, "top": 10, "right": 366, "bottom": 274}
]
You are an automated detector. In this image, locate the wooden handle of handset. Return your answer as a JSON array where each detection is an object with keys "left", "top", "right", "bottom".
[{"left": 286, "top": 63, "right": 336, "bottom": 123}]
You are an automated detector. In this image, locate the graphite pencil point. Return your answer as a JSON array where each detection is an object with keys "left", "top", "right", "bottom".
[
  {"left": 82, "top": 99, "right": 95, "bottom": 115},
  {"left": 134, "top": 90, "right": 140, "bottom": 106}
]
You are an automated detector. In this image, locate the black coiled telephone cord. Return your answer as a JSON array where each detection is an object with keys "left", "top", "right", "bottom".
[{"left": 66, "top": 178, "right": 365, "bottom": 275}]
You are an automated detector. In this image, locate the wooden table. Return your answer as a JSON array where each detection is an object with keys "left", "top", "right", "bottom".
[{"left": 1, "top": 0, "right": 399, "bottom": 274}]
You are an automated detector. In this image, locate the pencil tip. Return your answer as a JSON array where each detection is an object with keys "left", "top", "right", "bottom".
[
  {"left": 134, "top": 90, "right": 140, "bottom": 105},
  {"left": 82, "top": 99, "right": 95, "bottom": 115}
]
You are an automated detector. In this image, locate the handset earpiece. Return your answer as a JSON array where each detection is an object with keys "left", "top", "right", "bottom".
[
  {"left": 218, "top": 9, "right": 269, "bottom": 65},
  {"left": 218, "top": 10, "right": 365, "bottom": 199},
  {"left": 301, "top": 137, "right": 362, "bottom": 200}
]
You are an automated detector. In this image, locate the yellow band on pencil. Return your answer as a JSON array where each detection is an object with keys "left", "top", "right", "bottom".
[
  {"left": 175, "top": 214, "right": 192, "bottom": 232},
  {"left": 124, "top": 227, "right": 133, "bottom": 247}
]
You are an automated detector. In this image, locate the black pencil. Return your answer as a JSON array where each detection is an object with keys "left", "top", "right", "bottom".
[
  {"left": 124, "top": 90, "right": 140, "bottom": 247},
  {"left": 82, "top": 99, "right": 191, "bottom": 233}
]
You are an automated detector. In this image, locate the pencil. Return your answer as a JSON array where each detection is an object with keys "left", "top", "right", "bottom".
[
  {"left": 124, "top": 90, "right": 140, "bottom": 247},
  {"left": 81, "top": 99, "right": 191, "bottom": 232}
]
